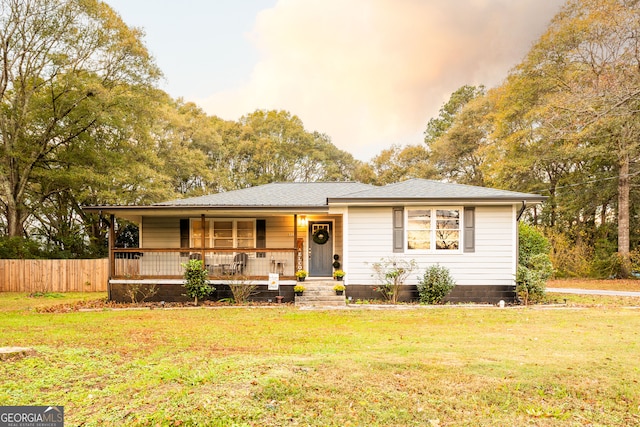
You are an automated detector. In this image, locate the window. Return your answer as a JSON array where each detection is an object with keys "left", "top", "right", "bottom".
[
  {"left": 407, "top": 209, "right": 431, "bottom": 250},
  {"left": 191, "top": 219, "right": 256, "bottom": 248},
  {"left": 191, "top": 219, "right": 211, "bottom": 248},
  {"left": 406, "top": 208, "right": 460, "bottom": 252},
  {"left": 213, "top": 221, "right": 233, "bottom": 248}
]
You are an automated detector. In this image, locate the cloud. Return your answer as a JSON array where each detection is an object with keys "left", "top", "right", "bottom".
[{"left": 198, "top": 0, "right": 565, "bottom": 161}]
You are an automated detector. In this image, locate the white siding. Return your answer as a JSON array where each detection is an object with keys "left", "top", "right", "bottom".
[{"left": 345, "top": 205, "right": 516, "bottom": 287}]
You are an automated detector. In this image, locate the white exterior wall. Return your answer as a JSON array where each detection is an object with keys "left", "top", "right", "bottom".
[
  {"left": 345, "top": 205, "right": 517, "bottom": 287},
  {"left": 141, "top": 217, "right": 180, "bottom": 248}
]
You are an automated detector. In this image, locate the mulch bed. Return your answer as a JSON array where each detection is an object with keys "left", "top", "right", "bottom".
[{"left": 35, "top": 298, "right": 290, "bottom": 313}]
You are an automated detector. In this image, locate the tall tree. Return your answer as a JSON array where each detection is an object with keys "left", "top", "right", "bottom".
[
  {"left": 424, "top": 85, "right": 486, "bottom": 145},
  {"left": 362, "top": 144, "right": 435, "bottom": 185},
  {"left": 428, "top": 94, "right": 492, "bottom": 185},
  {"left": 0, "top": 0, "right": 159, "bottom": 237},
  {"left": 209, "top": 109, "right": 357, "bottom": 189},
  {"left": 519, "top": 0, "right": 640, "bottom": 271}
]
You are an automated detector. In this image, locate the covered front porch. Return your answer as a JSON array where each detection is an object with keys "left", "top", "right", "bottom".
[{"left": 101, "top": 211, "right": 344, "bottom": 302}]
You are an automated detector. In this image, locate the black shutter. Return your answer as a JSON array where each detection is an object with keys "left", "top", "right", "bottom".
[
  {"left": 393, "top": 207, "right": 404, "bottom": 253},
  {"left": 463, "top": 207, "right": 475, "bottom": 253},
  {"left": 180, "top": 219, "right": 189, "bottom": 256},
  {"left": 256, "top": 219, "right": 266, "bottom": 258}
]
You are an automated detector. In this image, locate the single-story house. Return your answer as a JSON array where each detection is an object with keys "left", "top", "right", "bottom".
[{"left": 84, "top": 179, "right": 546, "bottom": 303}]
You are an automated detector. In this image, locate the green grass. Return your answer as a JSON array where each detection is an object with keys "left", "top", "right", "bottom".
[{"left": 0, "top": 293, "right": 639, "bottom": 426}]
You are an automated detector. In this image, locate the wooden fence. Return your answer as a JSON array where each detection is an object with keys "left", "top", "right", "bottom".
[{"left": 0, "top": 259, "right": 108, "bottom": 293}]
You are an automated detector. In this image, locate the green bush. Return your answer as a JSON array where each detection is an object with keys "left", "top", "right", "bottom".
[
  {"left": 517, "top": 223, "right": 553, "bottom": 305},
  {"left": 182, "top": 259, "right": 214, "bottom": 304},
  {"left": 0, "top": 237, "right": 45, "bottom": 259},
  {"left": 417, "top": 264, "right": 456, "bottom": 304}
]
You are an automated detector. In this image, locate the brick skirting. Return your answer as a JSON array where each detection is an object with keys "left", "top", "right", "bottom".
[{"left": 108, "top": 282, "right": 516, "bottom": 304}]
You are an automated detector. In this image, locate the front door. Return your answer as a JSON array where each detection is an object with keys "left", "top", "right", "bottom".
[{"left": 309, "top": 222, "right": 333, "bottom": 277}]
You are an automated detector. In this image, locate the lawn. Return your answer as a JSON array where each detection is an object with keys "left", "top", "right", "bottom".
[{"left": 0, "top": 292, "right": 639, "bottom": 426}]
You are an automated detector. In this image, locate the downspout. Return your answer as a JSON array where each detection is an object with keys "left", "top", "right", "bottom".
[
  {"left": 516, "top": 201, "right": 527, "bottom": 221},
  {"left": 514, "top": 201, "right": 526, "bottom": 303},
  {"left": 107, "top": 213, "right": 114, "bottom": 301}
]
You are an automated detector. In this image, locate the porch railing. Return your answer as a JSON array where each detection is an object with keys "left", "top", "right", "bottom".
[{"left": 111, "top": 248, "right": 297, "bottom": 279}]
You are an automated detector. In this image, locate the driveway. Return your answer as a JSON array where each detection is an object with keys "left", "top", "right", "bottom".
[{"left": 547, "top": 288, "right": 640, "bottom": 297}]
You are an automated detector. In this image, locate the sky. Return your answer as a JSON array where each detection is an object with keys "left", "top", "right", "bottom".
[{"left": 106, "top": 0, "right": 566, "bottom": 161}]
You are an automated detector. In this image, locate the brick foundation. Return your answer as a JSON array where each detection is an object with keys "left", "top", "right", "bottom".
[
  {"left": 109, "top": 282, "right": 516, "bottom": 304},
  {"left": 109, "top": 283, "right": 297, "bottom": 303}
]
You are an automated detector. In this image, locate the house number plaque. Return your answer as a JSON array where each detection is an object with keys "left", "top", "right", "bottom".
[{"left": 296, "top": 238, "right": 303, "bottom": 271}]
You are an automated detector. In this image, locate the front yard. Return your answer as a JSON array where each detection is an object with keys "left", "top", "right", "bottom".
[{"left": 0, "top": 292, "right": 639, "bottom": 426}]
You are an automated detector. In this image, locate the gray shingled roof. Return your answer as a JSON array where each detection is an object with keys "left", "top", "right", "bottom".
[
  {"left": 157, "top": 179, "right": 545, "bottom": 208},
  {"left": 157, "top": 182, "right": 375, "bottom": 207},
  {"left": 328, "top": 179, "right": 546, "bottom": 202}
]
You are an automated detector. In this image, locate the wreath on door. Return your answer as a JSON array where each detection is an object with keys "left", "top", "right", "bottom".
[{"left": 312, "top": 228, "right": 330, "bottom": 245}]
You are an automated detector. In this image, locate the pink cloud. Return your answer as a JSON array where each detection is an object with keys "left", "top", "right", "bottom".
[{"left": 199, "top": 0, "right": 565, "bottom": 161}]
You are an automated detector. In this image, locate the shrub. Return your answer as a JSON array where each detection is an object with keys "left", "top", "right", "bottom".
[
  {"left": 517, "top": 223, "right": 553, "bottom": 305},
  {"left": 181, "top": 259, "right": 214, "bottom": 304},
  {"left": 370, "top": 257, "right": 417, "bottom": 303},
  {"left": 544, "top": 228, "right": 592, "bottom": 278},
  {"left": 226, "top": 275, "right": 258, "bottom": 304},
  {"left": 0, "top": 237, "right": 44, "bottom": 259},
  {"left": 417, "top": 265, "right": 456, "bottom": 304},
  {"left": 125, "top": 283, "right": 158, "bottom": 304}
]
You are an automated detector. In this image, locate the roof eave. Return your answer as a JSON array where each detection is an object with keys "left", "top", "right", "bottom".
[
  {"left": 83, "top": 205, "right": 330, "bottom": 216},
  {"left": 327, "top": 197, "right": 547, "bottom": 205}
]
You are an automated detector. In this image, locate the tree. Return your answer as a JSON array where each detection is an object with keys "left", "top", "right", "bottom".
[
  {"left": 362, "top": 144, "right": 435, "bottom": 185},
  {"left": 427, "top": 94, "right": 492, "bottom": 185},
  {"left": 152, "top": 97, "right": 213, "bottom": 197},
  {"left": 424, "top": 85, "right": 486, "bottom": 145},
  {"left": 0, "top": 0, "right": 159, "bottom": 237},
  {"left": 515, "top": 0, "right": 640, "bottom": 274},
  {"left": 209, "top": 109, "right": 358, "bottom": 190}
]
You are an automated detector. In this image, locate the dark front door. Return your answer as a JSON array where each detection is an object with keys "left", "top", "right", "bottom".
[{"left": 309, "top": 222, "right": 333, "bottom": 277}]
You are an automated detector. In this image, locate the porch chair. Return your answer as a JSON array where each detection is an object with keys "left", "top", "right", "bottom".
[{"left": 231, "top": 252, "right": 248, "bottom": 275}]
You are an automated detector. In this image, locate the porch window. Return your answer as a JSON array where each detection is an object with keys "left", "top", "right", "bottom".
[
  {"left": 191, "top": 219, "right": 256, "bottom": 248},
  {"left": 406, "top": 208, "right": 460, "bottom": 252}
]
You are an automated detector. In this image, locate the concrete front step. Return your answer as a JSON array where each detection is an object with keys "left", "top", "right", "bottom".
[
  {"left": 294, "top": 280, "right": 346, "bottom": 306},
  {"left": 295, "top": 295, "right": 346, "bottom": 307}
]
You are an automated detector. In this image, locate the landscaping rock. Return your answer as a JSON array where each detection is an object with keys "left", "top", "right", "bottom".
[{"left": 0, "top": 347, "right": 35, "bottom": 361}]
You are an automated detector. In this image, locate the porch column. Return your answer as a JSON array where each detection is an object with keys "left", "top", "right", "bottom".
[
  {"left": 200, "top": 214, "right": 206, "bottom": 262},
  {"left": 293, "top": 214, "right": 298, "bottom": 248}
]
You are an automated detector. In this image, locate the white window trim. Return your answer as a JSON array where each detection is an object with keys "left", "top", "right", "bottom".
[
  {"left": 189, "top": 218, "right": 257, "bottom": 249},
  {"left": 405, "top": 207, "right": 463, "bottom": 254}
]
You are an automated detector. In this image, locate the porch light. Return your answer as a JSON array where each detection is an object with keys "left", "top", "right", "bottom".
[{"left": 298, "top": 215, "right": 308, "bottom": 227}]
